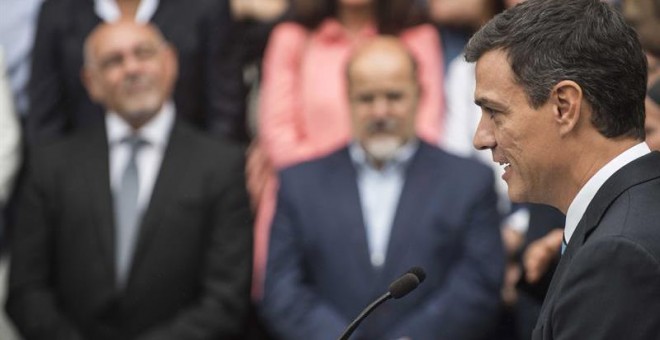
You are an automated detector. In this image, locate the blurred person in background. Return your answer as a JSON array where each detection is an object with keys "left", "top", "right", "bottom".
[
  {"left": 622, "top": 0, "right": 660, "bottom": 151},
  {"left": 250, "top": 0, "right": 445, "bottom": 300},
  {"left": 227, "top": 0, "right": 290, "bottom": 137},
  {"left": 259, "top": 37, "right": 503, "bottom": 340},
  {"left": 6, "top": 21, "right": 253, "bottom": 340},
  {"left": 426, "top": 0, "right": 505, "bottom": 71},
  {"left": 645, "top": 80, "right": 660, "bottom": 150},
  {"left": 26, "top": 0, "right": 247, "bottom": 146},
  {"left": 0, "top": 48, "right": 22, "bottom": 251},
  {"left": 0, "top": 0, "right": 44, "bottom": 119}
]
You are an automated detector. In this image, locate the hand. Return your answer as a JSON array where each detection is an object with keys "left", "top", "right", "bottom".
[
  {"left": 501, "top": 226, "right": 525, "bottom": 257},
  {"left": 246, "top": 140, "right": 273, "bottom": 211},
  {"left": 523, "top": 228, "right": 564, "bottom": 284},
  {"left": 230, "top": 0, "right": 288, "bottom": 22}
]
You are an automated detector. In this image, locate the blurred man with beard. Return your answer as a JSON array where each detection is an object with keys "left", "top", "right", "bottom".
[
  {"left": 258, "top": 37, "right": 504, "bottom": 340},
  {"left": 6, "top": 21, "right": 253, "bottom": 340}
]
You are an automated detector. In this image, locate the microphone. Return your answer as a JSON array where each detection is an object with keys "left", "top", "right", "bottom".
[
  {"left": 338, "top": 267, "right": 426, "bottom": 340},
  {"left": 407, "top": 266, "right": 426, "bottom": 284}
]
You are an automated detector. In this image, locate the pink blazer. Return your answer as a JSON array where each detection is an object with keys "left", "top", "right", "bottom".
[{"left": 259, "top": 19, "right": 444, "bottom": 169}]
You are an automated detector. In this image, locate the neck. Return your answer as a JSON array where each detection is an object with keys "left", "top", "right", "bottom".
[
  {"left": 338, "top": 4, "right": 374, "bottom": 35},
  {"left": 555, "top": 136, "right": 640, "bottom": 213},
  {"left": 116, "top": 0, "right": 141, "bottom": 19}
]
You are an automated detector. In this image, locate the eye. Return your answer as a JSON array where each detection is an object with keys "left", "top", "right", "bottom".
[
  {"left": 99, "top": 53, "right": 124, "bottom": 71},
  {"left": 355, "top": 94, "right": 374, "bottom": 104},
  {"left": 483, "top": 107, "right": 498, "bottom": 119},
  {"left": 134, "top": 44, "right": 159, "bottom": 61},
  {"left": 385, "top": 91, "right": 403, "bottom": 102}
]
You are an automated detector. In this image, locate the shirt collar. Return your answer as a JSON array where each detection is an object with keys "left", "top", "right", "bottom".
[
  {"left": 94, "top": 0, "right": 160, "bottom": 23},
  {"left": 564, "top": 142, "right": 651, "bottom": 242},
  {"left": 349, "top": 138, "right": 419, "bottom": 172},
  {"left": 105, "top": 101, "right": 175, "bottom": 149},
  {"left": 315, "top": 18, "right": 377, "bottom": 43}
]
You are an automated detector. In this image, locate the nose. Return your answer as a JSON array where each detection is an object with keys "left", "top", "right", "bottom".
[
  {"left": 122, "top": 54, "right": 142, "bottom": 75},
  {"left": 372, "top": 96, "right": 389, "bottom": 118},
  {"left": 473, "top": 113, "right": 496, "bottom": 151}
]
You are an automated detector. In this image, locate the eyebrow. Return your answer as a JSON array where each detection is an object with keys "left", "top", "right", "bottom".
[{"left": 474, "top": 97, "right": 508, "bottom": 111}]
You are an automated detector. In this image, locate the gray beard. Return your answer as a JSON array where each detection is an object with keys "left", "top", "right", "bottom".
[{"left": 364, "top": 136, "right": 402, "bottom": 164}]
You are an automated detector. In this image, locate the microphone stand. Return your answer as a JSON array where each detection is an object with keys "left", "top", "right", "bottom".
[{"left": 337, "top": 292, "right": 391, "bottom": 340}]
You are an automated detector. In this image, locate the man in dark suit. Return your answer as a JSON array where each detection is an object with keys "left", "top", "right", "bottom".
[
  {"left": 6, "top": 21, "right": 253, "bottom": 340},
  {"left": 26, "top": 0, "right": 249, "bottom": 145},
  {"left": 466, "top": 0, "right": 660, "bottom": 338},
  {"left": 258, "top": 37, "right": 504, "bottom": 340}
]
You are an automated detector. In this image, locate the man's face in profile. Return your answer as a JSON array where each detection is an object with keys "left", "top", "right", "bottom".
[{"left": 473, "top": 49, "right": 563, "bottom": 203}]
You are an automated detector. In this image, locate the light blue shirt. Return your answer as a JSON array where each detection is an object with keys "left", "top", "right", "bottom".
[{"left": 349, "top": 139, "right": 419, "bottom": 267}]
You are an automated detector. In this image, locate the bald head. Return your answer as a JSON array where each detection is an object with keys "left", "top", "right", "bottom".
[
  {"left": 81, "top": 20, "right": 178, "bottom": 129},
  {"left": 347, "top": 36, "right": 418, "bottom": 89},
  {"left": 346, "top": 37, "right": 421, "bottom": 167},
  {"left": 84, "top": 20, "right": 168, "bottom": 68}
]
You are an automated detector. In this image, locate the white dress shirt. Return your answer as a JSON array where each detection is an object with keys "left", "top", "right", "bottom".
[
  {"left": 0, "top": 48, "right": 22, "bottom": 204},
  {"left": 106, "top": 102, "right": 174, "bottom": 212},
  {"left": 94, "top": 0, "right": 159, "bottom": 23},
  {"left": 564, "top": 142, "right": 651, "bottom": 243},
  {"left": 349, "top": 140, "right": 418, "bottom": 267},
  {"left": 0, "top": 0, "right": 43, "bottom": 116}
]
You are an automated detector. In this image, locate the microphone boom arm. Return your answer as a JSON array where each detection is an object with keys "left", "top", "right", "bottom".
[{"left": 338, "top": 292, "right": 391, "bottom": 340}]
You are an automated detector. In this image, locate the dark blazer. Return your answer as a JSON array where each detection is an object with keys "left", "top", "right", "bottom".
[
  {"left": 532, "top": 151, "right": 660, "bottom": 339},
  {"left": 6, "top": 121, "right": 253, "bottom": 340},
  {"left": 27, "top": 0, "right": 248, "bottom": 145},
  {"left": 260, "top": 142, "right": 505, "bottom": 340}
]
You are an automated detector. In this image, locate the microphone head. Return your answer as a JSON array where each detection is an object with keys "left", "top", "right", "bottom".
[
  {"left": 407, "top": 266, "right": 426, "bottom": 283},
  {"left": 388, "top": 273, "right": 419, "bottom": 299}
]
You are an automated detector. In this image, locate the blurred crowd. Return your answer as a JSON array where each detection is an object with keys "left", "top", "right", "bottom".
[{"left": 0, "top": 0, "right": 658, "bottom": 339}]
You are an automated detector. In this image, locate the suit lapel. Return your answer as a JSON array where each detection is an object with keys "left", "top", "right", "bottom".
[
  {"left": 328, "top": 149, "right": 378, "bottom": 284},
  {"left": 80, "top": 127, "right": 116, "bottom": 280},
  {"left": 382, "top": 143, "right": 433, "bottom": 280},
  {"left": 128, "top": 123, "right": 191, "bottom": 279},
  {"left": 534, "top": 151, "right": 660, "bottom": 333}
]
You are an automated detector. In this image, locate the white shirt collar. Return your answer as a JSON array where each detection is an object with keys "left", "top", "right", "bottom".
[
  {"left": 94, "top": 0, "right": 159, "bottom": 23},
  {"left": 564, "top": 142, "right": 651, "bottom": 243},
  {"left": 105, "top": 101, "right": 175, "bottom": 149}
]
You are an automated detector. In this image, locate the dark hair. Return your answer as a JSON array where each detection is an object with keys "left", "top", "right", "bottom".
[
  {"left": 465, "top": 0, "right": 647, "bottom": 140},
  {"left": 290, "top": 0, "right": 427, "bottom": 35}
]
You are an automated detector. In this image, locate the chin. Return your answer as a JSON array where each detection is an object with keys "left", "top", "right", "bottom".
[
  {"left": 364, "top": 137, "right": 402, "bottom": 162},
  {"left": 506, "top": 186, "right": 528, "bottom": 204}
]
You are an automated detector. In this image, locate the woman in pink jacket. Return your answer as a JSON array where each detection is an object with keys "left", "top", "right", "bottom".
[{"left": 251, "top": 0, "right": 445, "bottom": 297}]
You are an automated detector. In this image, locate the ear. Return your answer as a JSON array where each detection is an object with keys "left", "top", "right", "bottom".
[
  {"left": 163, "top": 43, "right": 179, "bottom": 81},
  {"left": 81, "top": 67, "right": 102, "bottom": 103},
  {"left": 550, "top": 80, "right": 583, "bottom": 136}
]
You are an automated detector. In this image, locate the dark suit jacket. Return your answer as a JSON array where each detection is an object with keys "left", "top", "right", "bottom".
[
  {"left": 27, "top": 0, "right": 248, "bottom": 145},
  {"left": 532, "top": 151, "right": 660, "bottom": 339},
  {"left": 6, "top": 121, "right": 253, "bottom": 340},
  {"left": 260, "top": 142, "right": 505, "bottom": 340}
]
